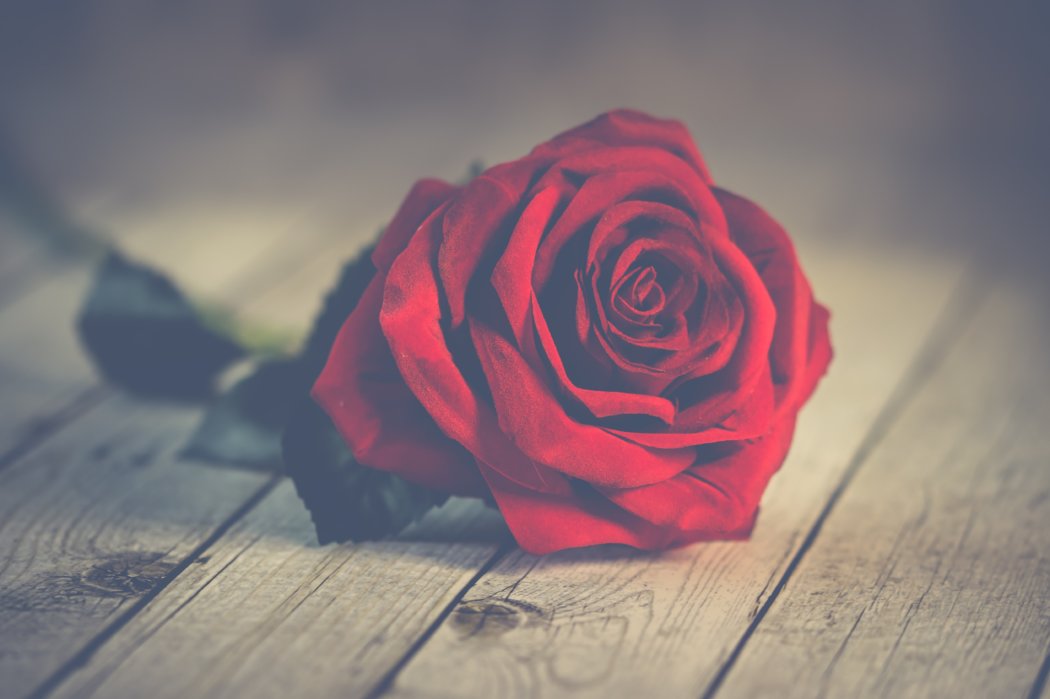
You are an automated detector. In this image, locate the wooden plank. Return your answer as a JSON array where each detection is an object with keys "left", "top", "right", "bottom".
[
  {"left": 710, "top": 273, "right": 1050, "bottom": 698},
  {"left": 48, "top": 484, "right": 507, "bottom": 699},
  {"left": 372, "top": 244, "right": 974, "bottom": 699},
  {"left": 0, "top": 398, "right": 273, "bottom": 699}
]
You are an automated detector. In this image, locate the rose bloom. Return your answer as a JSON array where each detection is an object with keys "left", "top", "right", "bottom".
[{"left": 314, "top": 110, "right": 832, "bottom": 553}]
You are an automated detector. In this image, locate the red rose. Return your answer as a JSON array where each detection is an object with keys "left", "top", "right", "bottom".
[{"left": 313, "top": 110, "right": 832, "bottom": 553}]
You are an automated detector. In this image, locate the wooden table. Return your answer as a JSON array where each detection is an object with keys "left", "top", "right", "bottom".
[
  {"left": 2, "top": 164, "right": 1048, "bottom": 699},
  {"left": 1, "top": 5, "right": 1048, "bottom": 698}
]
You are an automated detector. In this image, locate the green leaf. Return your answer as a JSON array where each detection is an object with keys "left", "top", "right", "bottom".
[
  {"left": 282, "top": 398, "right": 448, "bottom": 543},
  {"left": 76, "top": 251, "right": 245, "bottom": 399}
]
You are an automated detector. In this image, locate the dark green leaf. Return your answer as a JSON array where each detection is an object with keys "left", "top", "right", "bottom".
[
  {"left": 76, "top": 251, "right": 245, "bottom": 399},
  {"left": 282, "top": 398, "right": 447, "bottom": 543}
]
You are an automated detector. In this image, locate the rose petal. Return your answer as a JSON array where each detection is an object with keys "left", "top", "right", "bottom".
[
  {"left": 380, "top": 206, "right": 568, "bottom": 494},
  {"left": 469, "top": 317, "right": 696, "bottom": 487},
  {"left": 530, "top": 294, "right": 678, "bottom": 424},
  {"left": 607, "top": 363, "right": 776, "bottom": 449},
  {"left": 438, "top": 176, "right": 519, "bottom": 328},
  {"left": 532, "top": 156, "right": 725, "bottom": 293},
  {"left": 601, "top": 415, "right": 798, "bottom": 536},
  {"left": 713, "top": 187, "right": 833, "bottom": 409},
  {"left": 437, "top": 154, "right": 564, "bottom": 328},
  {"left": 476, "top": 461, "right": 675, "bottom": 554},
  {"left": 312, "top": 275, "right": 486, "bottom": 496},
  {"left": 533, "top": 109, "right": 713, "bottom": 184},
  {"left": 489, "top": 187, "right": 678, "bottom": 424},
  {"left": 589, "top": 200, "right": 700, "bottom": 282},
  {"left": 491, "top": 186, "right": 565, "bottom": 344},
  {"left": 372, "top": 178, "right": 460, "bottom": 272},
  {"left": 787, "top": 301, "right": 833, "bottom": 417}
]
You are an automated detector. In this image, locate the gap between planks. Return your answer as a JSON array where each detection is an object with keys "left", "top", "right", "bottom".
[{"left": 1031, "top": 649, "right": 1050, "bottom": 699}]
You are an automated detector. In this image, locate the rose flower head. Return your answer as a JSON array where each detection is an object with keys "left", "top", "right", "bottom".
[{"left": 313, "top": 109, "right": 832, "bottom": 553}]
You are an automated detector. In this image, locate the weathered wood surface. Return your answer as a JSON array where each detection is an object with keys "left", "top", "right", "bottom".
[
  {"left": 713, "top": 274, "right": 1050, "bottom": 698},
  {"left": 0, "top": 399, "right": 274, "bottom": 699},
  {"left": 50, "top": 487, "right": 506, "bottom": 699}
]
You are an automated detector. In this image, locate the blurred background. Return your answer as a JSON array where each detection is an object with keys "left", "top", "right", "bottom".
[{"left": 1, "top": 0, "right": 1048, "bottom": 320}]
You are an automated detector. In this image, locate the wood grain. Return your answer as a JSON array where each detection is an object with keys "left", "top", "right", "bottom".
[
  {"left": 49, "top": 484, "right": 508, "bottom": 699},
  {"left": 712, "top": 275, "right": 1050, "bottom": 698},
  {"left": 0, "top": 397, "right": 273, "bottom": 699},
  {"left": 379, "top": 244, "right": 973, "bottom": 699}
]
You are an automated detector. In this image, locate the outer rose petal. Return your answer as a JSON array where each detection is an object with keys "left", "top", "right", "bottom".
[
  {"left": 600, "top": 415, "right": 798, "bottom": 537},
  {"left": 792, "top": 301, "right": 833, "bottom": 415},
  {"left": 488, "top": 417, "right": 799, "bottom": 556},
  {"left": 439, "top": 172, "right": 525, "bottom": 327},
  {"left": 713, "top": 186, "right": 833, "bottom": 410},
  {"left": 311, "top": 275, "right": 486, "bottom": 497},
  {"left": 372, "top": 178, "right": 460, "bottom": 272},
  {"left": 380, "top": 201, "right": 570, "bottom": 495},
  {"left": 476, "top": 461, "right": 674, "bottom": 554},
  {"left": 533, "top": 109, "right": 713, "bottom": 184}
]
